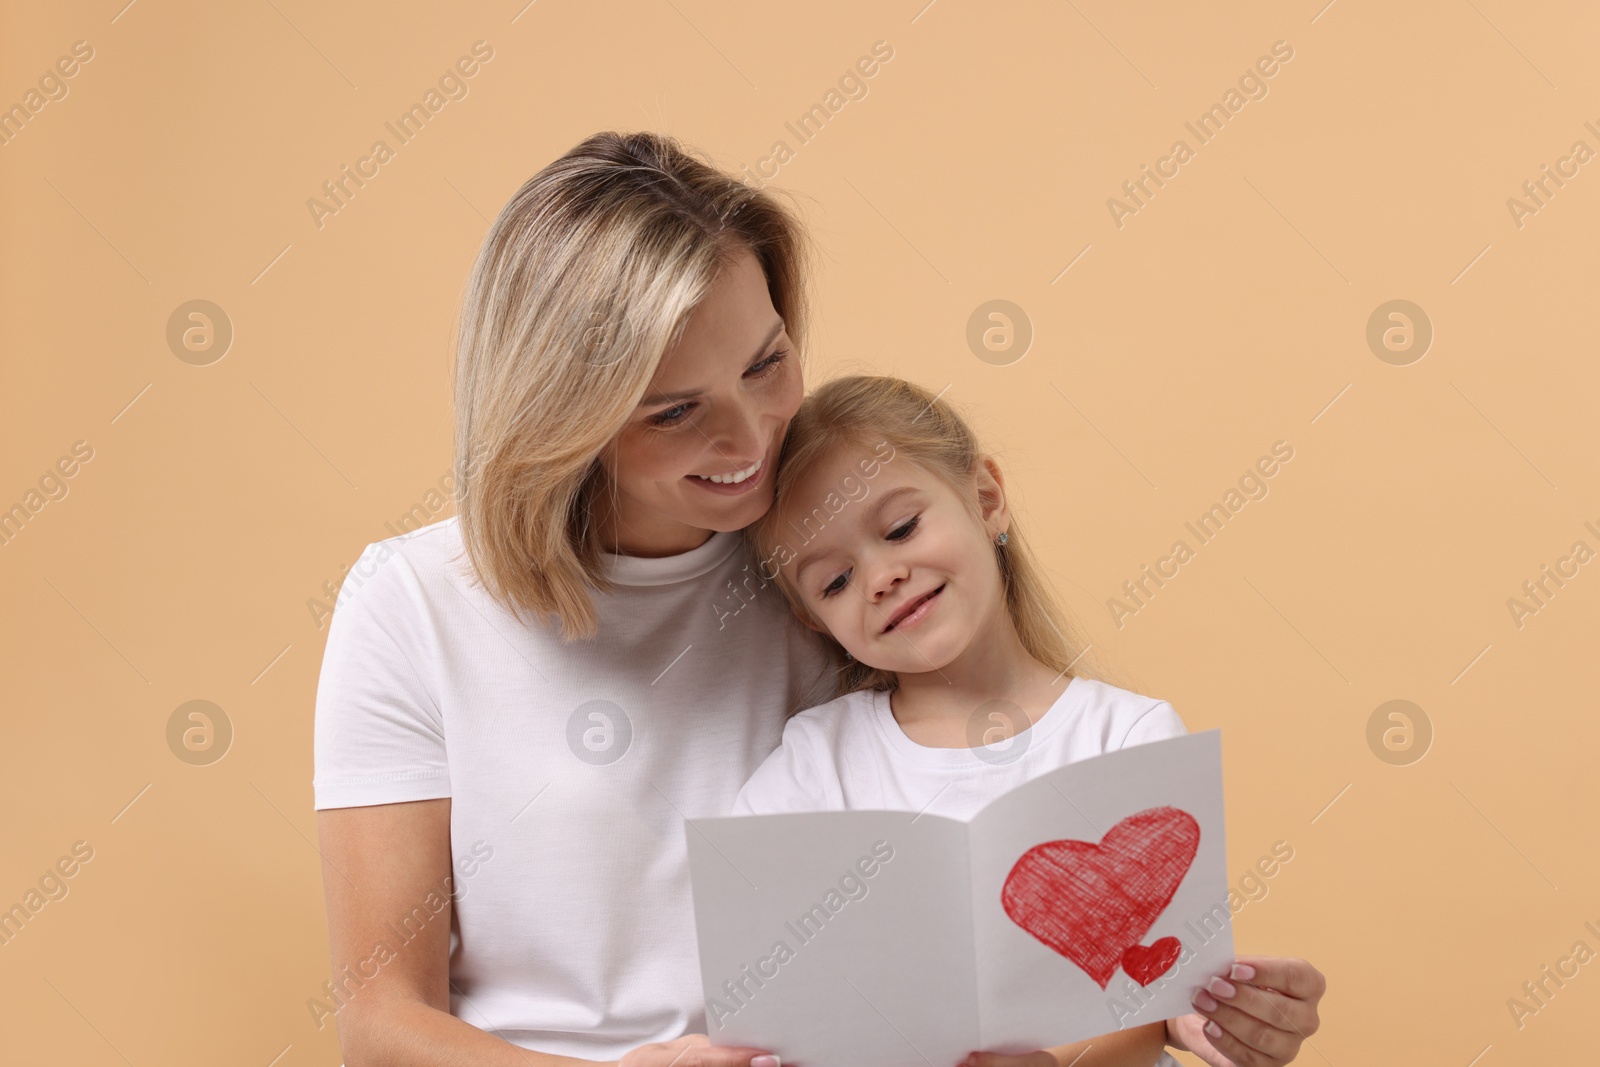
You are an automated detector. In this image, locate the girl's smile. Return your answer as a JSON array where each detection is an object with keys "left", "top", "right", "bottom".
[{"left": 883, "top": 582, "right": 945, "bottom": 633}]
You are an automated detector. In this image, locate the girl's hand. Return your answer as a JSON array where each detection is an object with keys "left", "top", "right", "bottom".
[
  {"left": 1167, "top": 955, "right": 1326, "bottom": 1066},
  {"left": 960, "top": 1051, "right": 1056, "bottom": 1067},
  {"left": 961, "top": 1019, "right": 1166, "bottom": 1067},
  {"left": 617, "top": 1034, "right": 779, "bottom": 1067}
]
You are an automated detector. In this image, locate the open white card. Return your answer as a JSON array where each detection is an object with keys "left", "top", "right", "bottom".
[{"left": 685, "top": 730, "right": 1231, "bottom": 1067}]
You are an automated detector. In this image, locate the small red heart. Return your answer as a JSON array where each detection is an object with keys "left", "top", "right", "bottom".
[
  {"left": 1121, "top": 937, "right": 1182, "bottom": 985},
  {"left": 1001, "top": 806, "right": 1200, "bottom": 989}
]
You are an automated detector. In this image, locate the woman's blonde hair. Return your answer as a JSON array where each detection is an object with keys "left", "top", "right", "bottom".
[
  {"left": 452, "top": 131, "right": 814, "bottom": 639},
  {"left": 750, "top": 375, "right": 1096, "bottom": 702}
]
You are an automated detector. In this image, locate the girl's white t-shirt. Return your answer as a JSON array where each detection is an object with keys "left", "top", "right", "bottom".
[
  {"left": 732, "top": 674, "right": 1187, "bottom": 818},
  {"left": 731, "top": 674, "right": 1189, "bottom": 1067},
  {"left": 312, "top": 516, "right": 832, "bottom": 1060}
]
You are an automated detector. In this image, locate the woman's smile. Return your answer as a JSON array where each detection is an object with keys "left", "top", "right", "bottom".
[{"left": 687, "top": 456, "right": 766, "bottom": 494}]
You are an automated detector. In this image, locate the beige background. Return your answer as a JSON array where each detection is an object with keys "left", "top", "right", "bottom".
[{"left": 3, "top": 0, "right": 1597, "bottom": 1063}]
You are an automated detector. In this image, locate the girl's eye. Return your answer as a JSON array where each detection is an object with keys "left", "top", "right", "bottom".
[
  {"left": 818, "top": 516, "right": 919, "bottom": 600},
  {"left": 648, "top": 349, "right": 790, "bottom": 428}
]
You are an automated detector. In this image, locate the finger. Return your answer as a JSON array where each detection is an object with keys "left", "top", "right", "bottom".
[
  {"left": 1172, "top": 1013, "right": 1248, "bottom": 1067},
  {"left": 1191, "top": 998, "right": 1298, "bottom": 1064},
  {"left": 1197, "top": 1019, "right": 1274, "bottom": 1067},
  {"left": 964, "top": 1050, "right": 1051, "bottom": 1067},
  {"left": 1228, "top": 955, "right": 1327, "bottom": 1004},
  {"left": 679, "top": 1044, "right": 777, "bottom": 1067},
  {"left": 670, "top": 1036, "right": 710, "bottom": 1049},
  {"left": 685, "top": 1052, "right": 776, "bottom": 1067},
  {"left": 651, "top": 1035, "right": 705, "bottom": 1067},
  {"left": 1209, "top": 979, "right": 1320, "bottom": 1039},
  {"left": 1165, "top": 1017, "right": 1231, "bottom": 1067}
]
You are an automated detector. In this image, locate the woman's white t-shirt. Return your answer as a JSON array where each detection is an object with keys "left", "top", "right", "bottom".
[
  {"left": 731, "top": 674, "right": 1189, "bottom": 1067},
  {"left": 313, "top": 516, "right": 832, "bottom": 1059}
]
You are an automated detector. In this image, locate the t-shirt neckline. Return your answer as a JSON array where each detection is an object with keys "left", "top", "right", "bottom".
[
  {"left": 600, "top": 529, "right": 744, "bottom": 587},
  {"left": 868, "top": 674, "right": 1086, "bottom": 769}
]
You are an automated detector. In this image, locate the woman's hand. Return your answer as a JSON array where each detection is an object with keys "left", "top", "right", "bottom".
[
  {"left": 1166, "top": 955, "right": 1325, "bottom": 1066},
  {"left": 618, "top": 1034, "right": 779, "bottom": 1067}
]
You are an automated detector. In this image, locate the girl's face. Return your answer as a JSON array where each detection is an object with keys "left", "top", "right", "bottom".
[
  {"left": 775, "top": 445, "right": 1012, "bottom": 674},
  {"left": 594, "top": 244, "right": 802, "bottom": 556}
]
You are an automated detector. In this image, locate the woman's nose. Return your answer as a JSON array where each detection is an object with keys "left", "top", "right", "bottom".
[{"left": 706, "top": 401, "right": 765, "bottom": 460}]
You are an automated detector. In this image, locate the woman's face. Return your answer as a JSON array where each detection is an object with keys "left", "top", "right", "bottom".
[
  {"left": 594, "top": 244, "right": 802, "bottom": 556},
  {"left": 775, "top": 446, "right": 1012, "bottom": 675}
]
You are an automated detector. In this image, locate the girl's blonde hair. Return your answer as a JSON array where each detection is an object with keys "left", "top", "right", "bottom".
[
  {"left": 452, "top": 130, "right": 814, "bottom": 640},
  {"left": 750, "top": 375, "right": 1096, "bottom": 702}
]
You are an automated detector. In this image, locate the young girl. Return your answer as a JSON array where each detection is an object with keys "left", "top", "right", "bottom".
[{"left": 732, "top": 375, "right": 1194, "bottom": 1067}]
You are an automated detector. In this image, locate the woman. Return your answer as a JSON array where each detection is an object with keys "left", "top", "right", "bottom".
[{"left": 312, "top": 131, "right": 1325, "bottom": 1067}]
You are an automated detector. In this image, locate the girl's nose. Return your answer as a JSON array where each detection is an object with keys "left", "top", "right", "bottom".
[{"left": 865, "top": 555, "right": 910, "bottom": 608}]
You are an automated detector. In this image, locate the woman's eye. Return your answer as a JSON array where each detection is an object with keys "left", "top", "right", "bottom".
[
  {"left": 649, "top": 350, "right": 788, "bottom": 428},
  {"left": 651, "top": 404, "right": 692, "bottom": 427},
  {"left": 750, "top": 349, "right": 790, "bottom": 376},
  {"left": 888, "top": 516, "right": 918, "bottom": 540}
]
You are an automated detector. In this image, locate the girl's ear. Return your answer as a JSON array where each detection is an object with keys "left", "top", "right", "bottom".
[{"left": 975, "top": 454, "right": 1010, "bottom": 537}]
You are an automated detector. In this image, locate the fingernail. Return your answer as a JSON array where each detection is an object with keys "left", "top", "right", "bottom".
[
  {"left": 752, "top": 1056, "right": 780, "bottom": 1067},
  {"left": 1230, "top": 962, "right": 1256, "bottom": 982},
  {"left": 1206, "top": 976, "right": 1236, "bottom": 999},
  {"left": 1193, "top": 990, "right": 1218, "bottom": 1012},
  {"left": 1205, "top": 1020, "right": 1223, "bottom": 1038}
]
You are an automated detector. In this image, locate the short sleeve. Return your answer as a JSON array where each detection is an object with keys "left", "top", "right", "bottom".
[
  {"left": 731, "top": 725, "right": 843, "bottom": 816},
  {"left": 1118, "top": 700, "right": 1188, "bottom": 750},
  {"left": 312, "top": 541, "right": 451, "bottom": 810}
]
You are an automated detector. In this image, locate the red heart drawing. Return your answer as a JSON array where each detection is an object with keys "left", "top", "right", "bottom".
[
  {"left": 1001, "top": 806, "right": 1200, "bottom": 988},
  {"left": 1121, "top": 937, "right": 1182, "bottom": 985}
]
